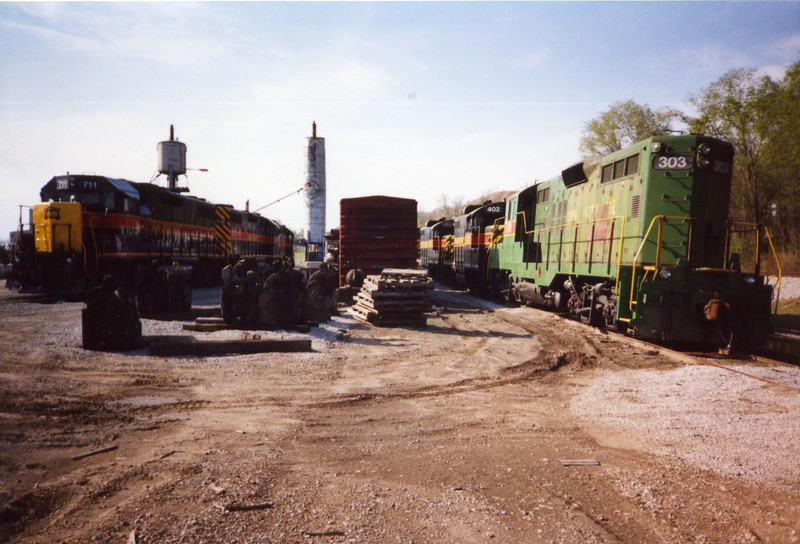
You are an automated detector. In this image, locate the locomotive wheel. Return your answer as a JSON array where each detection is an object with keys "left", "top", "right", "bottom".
[{"left": 567, "top": 294, "right": 583, "bottom": 320}]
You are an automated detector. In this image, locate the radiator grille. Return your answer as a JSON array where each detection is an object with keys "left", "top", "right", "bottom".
[
  {"left": 631, "top": 195, "right": 641, "bottom": 218},
  {"left": 601, "top": 164, "right": 613, "bottom": 183},
  {"left": 625, "top": 154, "right": 640, "bottom": 175}
]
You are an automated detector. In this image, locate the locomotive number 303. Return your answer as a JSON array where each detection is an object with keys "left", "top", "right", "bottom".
[
  {"left": 712, "top": 160, "right": 732, "bottom": 174},
  {"left": 652, "top": 155, "right": 693, "bottom": 170}
]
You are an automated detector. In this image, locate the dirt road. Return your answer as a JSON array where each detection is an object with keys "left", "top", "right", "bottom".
[{"left": 1, "top": 287, "right": 799, "bottom": 543}]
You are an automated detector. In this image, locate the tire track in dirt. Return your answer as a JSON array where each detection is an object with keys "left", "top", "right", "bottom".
[{"left": 307, "top": 350, "right": 573, "bottom": 408}]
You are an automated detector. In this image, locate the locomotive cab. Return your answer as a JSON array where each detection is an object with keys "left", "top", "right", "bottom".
[{"left": 27, "top": 201, "right": 86, "bottom": 297}]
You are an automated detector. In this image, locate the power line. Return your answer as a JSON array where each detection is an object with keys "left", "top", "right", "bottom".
[{"left": 251, "top": 184, "right": 307, "bottom": 214}]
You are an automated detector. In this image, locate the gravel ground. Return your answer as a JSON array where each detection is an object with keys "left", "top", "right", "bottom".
[
  {"left": 778, "top": 275, "right": 800, "bottom": 301},
  {"left": 2, "top": 284, "right": 800, "bottom": 543},
  {"left": 570, "top": 364, "right": 800, "bottom": 486}
]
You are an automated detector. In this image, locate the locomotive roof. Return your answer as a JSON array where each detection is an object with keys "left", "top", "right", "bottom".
[
  {"left": 457, "top": 200, "right": 504, "bottom": 221},
  {"left": 43, "top": 174, "right": 279, "bottom": 225},
  {"left": 44, "top": 174, "right": 141, "bottom": 201}
]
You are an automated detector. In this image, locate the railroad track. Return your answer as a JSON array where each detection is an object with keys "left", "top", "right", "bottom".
[
  {"left": 468, "top": 291, "right": 800, "bottom": 394},
  {"left": 598, "top": 327, "right": 800, "bottom": 395}
]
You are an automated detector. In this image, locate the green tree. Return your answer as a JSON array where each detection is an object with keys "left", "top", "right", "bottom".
[
  {"left": 687, "top": 68, "right": 779, "bottom": 226},
  {"left": 579, "top": 100, "right": 679, "bottom": 156},
  {"left": 758, "top": 60, "right": 800, "bottom": 247}
]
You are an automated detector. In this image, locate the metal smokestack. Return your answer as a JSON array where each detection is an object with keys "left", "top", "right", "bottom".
[{"left": 304, "top": 121, "right": 326, "bottom": 262}]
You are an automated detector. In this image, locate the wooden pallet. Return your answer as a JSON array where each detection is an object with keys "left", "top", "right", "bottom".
[
  {"left": 349, "top": 304, "right": 427, "bottom": 327},
  {"left": 349, "top": 269, "right": 432, "bottom": 327},
  {"left": 362, "top": 278, "right": 433, "bottom": 293},
  {"left": 354, "top": 295, "right": 431, "bottom": 312},
  {"left": 380, "top": 268, "right": 429, "bottom": 279}
]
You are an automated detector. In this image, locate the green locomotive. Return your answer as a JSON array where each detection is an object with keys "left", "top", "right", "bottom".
[{"left": 488, "top": 134, "right": 779, "bottom": 350}]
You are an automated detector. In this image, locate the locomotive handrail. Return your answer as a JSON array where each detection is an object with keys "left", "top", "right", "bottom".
[
  {"left": 80, "top": 237, "right": 88, "bottom": 273},
  {"left": 762, "top": 225, "right": 782, "bottom": 314},
  {"left": 10, "top": 205, "right": 32, "bottom": 264},
  {"left": 514, "top": 211, "right": 627, "bottom": 294},
  {"left": 628, "top": 215, "right": 694, "bottom": 311},
  {"left": 87, "top": 215, "right": 101, "bottom": 274},
  {"left": 727, "top": 221, "right": 782, "bottom": 313}
]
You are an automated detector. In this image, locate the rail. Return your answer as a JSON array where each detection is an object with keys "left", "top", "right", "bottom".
[
  {"left": 485, "top": 217, "right": 505, "bottom": 283},
  {"left": 626, "top": 217, "right": 782, "bottom": 314},
  {"left": 514, "top": 210, "right": 627, "bottom": 293},
  {"left": 628, "top": 215, "right": 693, "bottom": 311},
  {"left": 10, "top": 205, "right": 33, "bottom": 264},
  {"left": 726, "top": 221, "right": 782, "bottom": 313},
  {"left": 86, "top": 215, "right": 101, "bottom": 274}
]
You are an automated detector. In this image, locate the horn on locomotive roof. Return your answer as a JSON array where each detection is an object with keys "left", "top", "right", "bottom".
[{"left": 158, "top": 124, "right": 188, "bottom": 192}]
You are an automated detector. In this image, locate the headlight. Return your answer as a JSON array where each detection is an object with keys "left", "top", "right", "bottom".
[
  {"left": 745, "top": 276, "right": 755, "bottom": 285},
  {"left": 652, "top": 142, "right": 662, "bottom": 152},
  {"left": 697, "top": 143, "right": 711, "bottom": 168},
  {"left": 659, "top": 268, "right": 672, "bottom": 280}
]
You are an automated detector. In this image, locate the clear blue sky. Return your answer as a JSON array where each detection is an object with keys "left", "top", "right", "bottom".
[{"left": 2, "top": 1, "right": 799, "bottom": 238}]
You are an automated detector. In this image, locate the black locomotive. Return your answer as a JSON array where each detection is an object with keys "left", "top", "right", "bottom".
[{"left": 8, "top": 173, "right": 293, "bottom": 299}]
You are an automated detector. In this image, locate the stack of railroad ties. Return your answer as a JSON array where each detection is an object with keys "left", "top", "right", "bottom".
[{"left": 349, "top": 268, "right": 433, "bottom": 327}]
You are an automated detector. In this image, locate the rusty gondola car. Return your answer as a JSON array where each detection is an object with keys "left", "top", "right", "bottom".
[{"left": 338, "top": 195, "right": 418, "bottom": 287}]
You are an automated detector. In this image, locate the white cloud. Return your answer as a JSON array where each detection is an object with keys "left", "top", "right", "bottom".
[
  {"left": 15, "top": 2, "right": 65, "bottom": 23},
  {"left": 756, "top": 65, "right": 788, "bottom": 81},
  {"left": 508, "top": 48, "right": 550, "bottom": 70},
  {"left": 775, "top": 32, "right": 800, "bottom": 54},
  {"left": 332, "top": 60, "right": 394, "bottom": 96},
  {"left": 245, "top": 59, "right": 397, "bottom": 104},
  {"left": 1, "top": 19, "right": 100, "bottom": 55},
  {"left": 4, "top": 2, "right": 799, "bottom": 241},
  {"left": 3, "top": 4, "right": 234, "bottom": 72}
]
